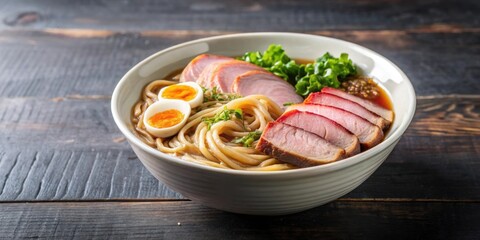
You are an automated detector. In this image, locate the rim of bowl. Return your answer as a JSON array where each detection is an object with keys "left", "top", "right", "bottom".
[{"left": 111, "top": 32, "right": 416, "bottom": 177}]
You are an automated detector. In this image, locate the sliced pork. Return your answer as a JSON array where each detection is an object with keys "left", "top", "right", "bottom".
[
  {"left": 195, "top": 62, "right": 223, "bottom": 89},
  {"left": 181, "top": 55, "right": 303, "bottom": 108},
  {"left": 232, "top": 70, "right": 303, "bottom": 107},
  {"left": 286, "top": 104, "right": 384, "bottom": 149},
  {"left": 305, "top": 92, "right": 390, "bottom": 129},
  {"left": 196, "top": 60, "right": 267, "bottom": 93},
  {"left": 277, "top": 110, "right": 360, "bottom": 156},
  {"left": 180, "top": 54, "right": 233, "bottom": 83},
  {"left": 256, "top": 122, "right": 345, "bottom": 167},
  {"left": 321, "top": 87, "right": 394, "bottom": 122}
]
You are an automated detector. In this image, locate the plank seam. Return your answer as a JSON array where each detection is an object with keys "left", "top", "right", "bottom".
[
  {"left": 23, "top": 26, "right": 480, "bottom": 39},
  {"left": 0, "top": 198, "right": 478, "bottom": 204},
  {"left": 337, "top": 198, "right": 480, "bottom": 203},
  {"left": 0, "top": 199, "right": 190, "bottom": 203}
]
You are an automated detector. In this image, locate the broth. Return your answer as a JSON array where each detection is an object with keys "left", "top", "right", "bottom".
[
  {"left": 164, "top": 68, "right": 183, "bottom": 81},
  {"left": 370, "top": 85, "right": 393, "bottom": 110}
]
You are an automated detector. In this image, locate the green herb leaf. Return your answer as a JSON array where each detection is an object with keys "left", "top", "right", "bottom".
[
  {"left": 240, "top": 45, "right": 357, "bottom": 97},
  {"left": 234, "top": 109, "right": 243, "bottom": 120},
  {"left": 232, "top": 130, "right": 262, "bottom": 147},
  {"left": 203, "top": 87, "right": 241, "bottom": 102},
  {"left": 201, "top": 107, "right": 244, "bottom": 130}
]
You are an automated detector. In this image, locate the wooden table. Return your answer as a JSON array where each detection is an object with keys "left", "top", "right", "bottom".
[{"left": 0, "top": 0, "right": 479, "bottom": 239}]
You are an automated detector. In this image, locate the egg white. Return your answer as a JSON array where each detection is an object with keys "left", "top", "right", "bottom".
[
  {"left": 143, "top": 99, "right": 191, "bottom": 138},
  {"left": 158, "top": 82, "right": 204, "bottom": 108}
]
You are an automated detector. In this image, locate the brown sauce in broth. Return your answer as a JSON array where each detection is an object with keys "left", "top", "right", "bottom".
[
  {"left": 370, "top": 85, "right": 393, "bottom": 110},
  {"left": 164, "top": 68, "right": 183, "bottom": 81}
]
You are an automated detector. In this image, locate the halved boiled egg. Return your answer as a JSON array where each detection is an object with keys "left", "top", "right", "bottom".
[
  {"left": 143, "top": 99, "right": 191, "bottom": 138},
  {"left": 158, "top": 82, "right": 203, "bottom": 108}
]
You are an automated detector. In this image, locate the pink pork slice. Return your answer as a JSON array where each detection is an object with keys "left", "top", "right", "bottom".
[
  {"left": 196, "top": 60, "right": 268, "bottom": 92},
  {"left": 305, "top": 92, "right": 390, "bottom": 129},
  {"left": 277, "top": 110, "right": 361, "bottom": 157},
  {"left": 321, "top": 87, "right": 394, "bottom": 123},
  {"left": 195, "top": 62, "right": 223, "bottom": 89},
  {"left": 286, "top": 104, "right": 384, "bottom": 149},
  {"left": 231, "top": 70, "right": 303, "bottom": 108},
  {"left": 256, "top": 122, "right": 345, "bottom": 167},
  {"left": 179, "top": 54, "right": 233, "bottom": 82}
]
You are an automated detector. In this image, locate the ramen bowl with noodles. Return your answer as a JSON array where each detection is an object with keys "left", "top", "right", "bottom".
[{"left": 111, "top": 33, "right": 416, "bottom": 215}]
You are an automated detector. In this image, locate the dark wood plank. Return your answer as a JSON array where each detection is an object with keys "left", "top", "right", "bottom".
[
  {"left": 408, "top": 95, "right": 480, "bottom": 137},
  {"left": 0, "top": 150, "right": 183, "bottom": 201},
  {"left": 0, "top": 200, "right": 479, "bottom": 239},
  {"left": 0, "top": 0, "right": 476, "bottom": 237},
  {"left": 0, "top": 97, "right": 125, "bottom": 150},
  {"left": 0, "top": 29, "right": 478, "bottom": 98},
  {"left": 0, "top": 96, "right": 478, "bottom": 201},
  {"left": 0, "top": 0, "right": 479, "bottom": 31}
]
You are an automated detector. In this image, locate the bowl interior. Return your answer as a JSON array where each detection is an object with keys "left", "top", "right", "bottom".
[{"left": 112, "top": 33, "right": 416, "bottom": 172}]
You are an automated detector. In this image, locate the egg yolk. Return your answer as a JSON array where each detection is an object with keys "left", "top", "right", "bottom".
[
  {"left": 161, "top": 85, "right": 197, "bottom": 101},
  {"left": 147, "top": 109, "right": 184, "bottom": 128}
]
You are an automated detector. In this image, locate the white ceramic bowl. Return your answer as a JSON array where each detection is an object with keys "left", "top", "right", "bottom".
[{"left": 111, "top": 32, "right": 416, "bottom": 215}]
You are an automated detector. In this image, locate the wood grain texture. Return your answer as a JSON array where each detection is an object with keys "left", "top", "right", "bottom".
[
  {"left": 412, "top": 95, "right": 480, "bottom": 136},
  {"left": 0, "top": 201, "right": 479, "bottom": 239},
  {"left": 0, "top": 149, "right": 183, "bottom": 201},
  {"left": 0, "top": 0, "right": 478, "bottom": 237},
  {"left": 0, "top": 96, "right": 478, "bottom": 201},
  {"left": 0, "top": 29, "right": 479, "bottom": 98},
  {"left": 0, "top": 0, "right": 479, "bottom": 31}
]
